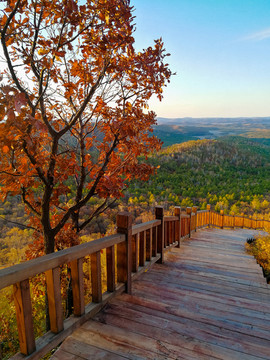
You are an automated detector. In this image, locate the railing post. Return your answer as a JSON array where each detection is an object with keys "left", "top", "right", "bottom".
[
  {"left": 192, "top": 206, "right": 198, "bottom": 232},
  {"left": 207, "top": 204, "right": 211, "bottom": 227},
  {"left": 117, "top": 212, "right": 132, "bottom": 294},
  {"left": 174, "top": 206, "right": 181, "bottom": 248},
  {"left": 13, "top": 279, "right": 36, "bottom": 355},
  {"left": 186, "top": 207, "right": 192, "bottom": 237},
  {"left": 155, "top": 206, "right": 164, "bottom": 263},
  {"left": 220, "top": 210, "right": 224, "bottom": 229}
]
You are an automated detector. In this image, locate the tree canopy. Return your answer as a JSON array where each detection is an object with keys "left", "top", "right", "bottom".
[{"left": 0, "top": 0, "right": 172, "bottom": 254}]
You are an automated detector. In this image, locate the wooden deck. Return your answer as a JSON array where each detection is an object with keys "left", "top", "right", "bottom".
[{"left": 52, "top": 228, "right": 270, "bottom": 360}]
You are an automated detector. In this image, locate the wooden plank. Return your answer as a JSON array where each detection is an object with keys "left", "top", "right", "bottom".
[
  {"left": 96, "top": 303, "right": 262, "bottom": 360},
  {"left": 45, "top": 267, "right": 64, "bottom": 333},
  {"left": 137, "top": 267, "right": 270, "bottom": 302},
  {"left": 77, "top": 322, "right": 183, "bottom": 360},
  {"left": 13, "top": 280, "right": 36, "bottom": 355},
  {"left": 102, "top": 297, "right": 267, "bottom": 360},
  {"left": 106, "top": 245, "right": 116, "bottom": 292},
  {"left": 131, "top": 281, "right": 270, "bottom": 339},
  {"left": 91, "top": 251, "right": 102, "bottom": 303},
  {"left": 70, "top": 258, "right": 85, "bottom": 316},
  {"left": 52, "top": 348, "right": 83, "bottom": 360},
  {"left": 57, "top": 336, "right": 128, "bottom": 359}
]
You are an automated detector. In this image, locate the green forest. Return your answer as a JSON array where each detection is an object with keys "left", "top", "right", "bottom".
[{"left": 125, "top": 136, "right": 270, "bottom": 216}]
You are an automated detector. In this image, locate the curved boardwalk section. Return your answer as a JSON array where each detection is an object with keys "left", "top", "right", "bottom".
[{"left": 52, "top": 228, "right": 270, "bottom": 360}]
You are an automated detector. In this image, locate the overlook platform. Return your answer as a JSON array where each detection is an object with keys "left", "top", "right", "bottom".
[{"left": 52, "top": 228, "right": 270, "bottom": 360}]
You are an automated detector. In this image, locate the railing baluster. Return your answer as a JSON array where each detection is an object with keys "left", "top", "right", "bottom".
[
  {"left": 165, "top": 221, "right": 169, "bottom": 247},
  {"left": 187, "top": 207, "right": 192, "bottom": 237},
  {"left": 45, "top": 267, "right": 64, "bottom": 333},
  {"left": 139, "top": 231, "right": 146, "bottom": 266},
  {"left": 170, "top": 221, "right": 173, "bottom": 244},
  {"left": 106, "top": 245, "right": 116, "bottom": 292},
  {"left": 155, "top": 206, "right": 164, "bottom": 263},
  {"left": 174, "top": 207, "right": 181, "bottom": 248},
  {"left": 146, "top": 228, "right": 152, "bottom": 261},
  {"left": 192, "top": 206, "right": 198, "bottom": 232},
  {"left": 13, "top": 279, "right": 36, "bottom": 355},
  {"left": 152, "top": 225, "right": 158, "bottom": 256},
  {"left": 91, "top": 251, "right": 102, "bottom": 303},
  {"left": 132, "top": 234, "right": 139, "bottom": 272},
  {"left": 70, "top": 258, "right": 85, "bottom": 316}
]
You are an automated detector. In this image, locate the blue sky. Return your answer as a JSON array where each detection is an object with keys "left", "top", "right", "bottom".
[{"left": 132, "top": 0, "right": 270, "bottom": 118}]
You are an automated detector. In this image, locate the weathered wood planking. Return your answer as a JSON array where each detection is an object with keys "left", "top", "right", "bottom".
[{"left": 52, "top": 228, "right": 270, "bottom": 360}]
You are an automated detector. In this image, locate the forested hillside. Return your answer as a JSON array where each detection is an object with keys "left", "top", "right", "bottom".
[{"left": 126, "top": 136, "right": 270, "bottom": 215}]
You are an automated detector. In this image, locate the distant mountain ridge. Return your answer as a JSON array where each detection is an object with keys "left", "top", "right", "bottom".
[
  {"left": 153, "top": 117, "right": 270, "bottom": 147},
  {"left": 157, "top": 117, "right": 270, "bottom": 124}
]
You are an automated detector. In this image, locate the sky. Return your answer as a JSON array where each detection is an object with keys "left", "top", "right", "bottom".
[{"left": 132, "top": 0, "right": 270, "bottom": 118}]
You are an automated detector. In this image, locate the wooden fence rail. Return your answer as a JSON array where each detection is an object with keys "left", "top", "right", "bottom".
[{"left": 0, "top": 205, "right": 269, "bottom": 359}]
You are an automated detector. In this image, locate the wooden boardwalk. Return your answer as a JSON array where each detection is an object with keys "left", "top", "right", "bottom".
[{"left": 52, "top": 228, "right": 270, "bottom": 360}]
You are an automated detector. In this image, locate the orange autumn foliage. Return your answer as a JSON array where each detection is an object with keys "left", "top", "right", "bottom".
[{"left": 0, "top": 0, "right": 172, "bottom": 255}]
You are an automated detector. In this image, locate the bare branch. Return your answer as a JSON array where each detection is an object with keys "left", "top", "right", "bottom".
[
  {"left": 21, "top": 186, "right": 41, "bottom": 217},
  {"left": 78, "top": 198, "right": 117, "bottom": 231},
  {"left": 0, "top": 215, "right": 40, "bottom": 232},
  {"left": 0, "top": 0, "right": 35, "bottom": 111}
]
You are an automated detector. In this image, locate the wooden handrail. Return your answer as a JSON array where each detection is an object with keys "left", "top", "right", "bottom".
[
  {"left": 132, "top": 219, "right": 161, "bottom": 235},
  {"left": 164, "top": 215, "right": 178, "bottom": 222},
  {"left": 0, "top": 233, "right": 125, "bottom": 290}
]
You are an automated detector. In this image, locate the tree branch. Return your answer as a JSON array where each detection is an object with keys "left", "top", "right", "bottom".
[
  {"left": 0, "top": 0, "right": 35, "bottom": 111},
  {"left": 52, "top": 134, "right": 119, "bottom": 236},
  {"left": 0, "top": 215, "right": 40, "bottom": 232},
  {"left": 78, "top": 198, "right": 117, "bottom": 231},
  {"left": 21, "top": 186, "right": 41, "bottom": 217}
]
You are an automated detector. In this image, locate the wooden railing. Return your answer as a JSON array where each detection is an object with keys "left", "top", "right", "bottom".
[
  {"left": 209, "top": 208, "right": 270, "bottom": 231},
  {"left": 0, "top": 205, "right": 268, "bottom": 359}
]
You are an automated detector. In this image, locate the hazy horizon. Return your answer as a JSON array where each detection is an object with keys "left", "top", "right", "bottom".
[{"left": 133, "top": 0, "right": 270, "bottom": 118}]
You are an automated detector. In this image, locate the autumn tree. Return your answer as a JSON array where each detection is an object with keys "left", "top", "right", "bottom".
[{"left": 0, "top": 0, "right": 172, "bottom": 255}]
